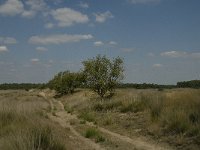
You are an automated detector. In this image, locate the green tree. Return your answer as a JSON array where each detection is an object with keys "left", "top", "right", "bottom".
[
  {"left": 48, "top": 71, "right": 84, "bottom": 96},
  {"left": 82, "top": 55, "right": 124, "bottom": 98}
]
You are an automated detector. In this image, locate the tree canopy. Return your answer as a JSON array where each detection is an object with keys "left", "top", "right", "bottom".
[
  {"left": 48, "top": 71, "right": 84, "bottom": 96},
  {"left": 82, "top": 55, "right": 124, "bottom": 98}
]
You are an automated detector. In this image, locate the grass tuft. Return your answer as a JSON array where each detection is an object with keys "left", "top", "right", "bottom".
[
  {"left": 85, "top": 128, "right": 105, "bottom": 143},
  {"left": 78, "top": 111, "right": 95, "bottom": 122}
]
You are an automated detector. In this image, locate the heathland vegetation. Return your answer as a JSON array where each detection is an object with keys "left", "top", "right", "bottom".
[
  {"left": 0, "top": 55, "right": 200, "bottom": 149},
  {"left": 60, "top": 88, "right": 200, "bottom": 149}
]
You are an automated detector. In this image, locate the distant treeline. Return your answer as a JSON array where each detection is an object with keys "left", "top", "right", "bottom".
[
  {"left": 118, "top": 83, "right": 176, "bottom": 89},
  {"left": 119, "top": 80, "right": 200, "bottom": 89},
  {"left": 177, "top": 80, "right": 200, "bottom": 88},
  {"left": 0, "top": 80, "right": 200, "bottom": 90},
  {"left": 0, "top": 83, "right": 46, "bottom": 90}
]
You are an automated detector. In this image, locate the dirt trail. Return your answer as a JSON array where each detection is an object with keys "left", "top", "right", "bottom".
[
  {"left": 40, "top": 91, "right": 173, "bottom": 150},
  {"left": 40, "top": 92, "right": 104, "bottom": 150}
]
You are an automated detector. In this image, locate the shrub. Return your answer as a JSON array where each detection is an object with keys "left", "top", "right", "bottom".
[
  {"left": 82, "top": 55, "right": 124, "bottom": 98},
  {"left": 48, "top": 71, "right": 84, "bottom": 96}
]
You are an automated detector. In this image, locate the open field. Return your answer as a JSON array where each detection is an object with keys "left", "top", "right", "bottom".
[{"left": 0, "top": 88, "right": 199, "bottom": 150}]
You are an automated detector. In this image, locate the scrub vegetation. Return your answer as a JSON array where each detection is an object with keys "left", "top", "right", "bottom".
[{"left": 0, "top": 56, "right": 200, "bottom": 150}]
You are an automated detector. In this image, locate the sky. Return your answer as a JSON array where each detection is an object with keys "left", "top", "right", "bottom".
[{"left": 0, "top": 0, "right": 200, "bottom": 84}]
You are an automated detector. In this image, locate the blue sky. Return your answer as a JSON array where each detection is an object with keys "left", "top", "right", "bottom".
[{"left": 0, "top": 0, "right": 200, "bottom": 84}]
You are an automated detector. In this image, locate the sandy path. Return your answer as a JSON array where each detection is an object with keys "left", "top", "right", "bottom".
[{"left": 40, "top": 92, "right": 104, "bottom": 150}]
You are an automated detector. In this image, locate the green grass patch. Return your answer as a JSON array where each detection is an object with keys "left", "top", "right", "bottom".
[{"left": 85, "top": 128, "right": 105, "bottom": 143}]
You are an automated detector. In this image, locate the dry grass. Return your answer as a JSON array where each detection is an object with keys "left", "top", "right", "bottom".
[
  {"left": 60, "top": 88, "right": 200, "bottom": 149},
  {"left": 0, "top": 90, "right": 66, "bottom": 150}
]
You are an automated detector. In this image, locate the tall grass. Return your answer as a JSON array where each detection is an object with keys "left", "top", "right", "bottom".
[
  {"left": 0, "top": 94, "right": 66, "bottom": 150},
  {"left": 90, "top": 89, "right": 200, "bottom": 137},
  {"left": 140, "top": 89, "right": 200, "bottom": 136},
  {"left": 2, "top": 123, "right": 65, "bottom": 150}
]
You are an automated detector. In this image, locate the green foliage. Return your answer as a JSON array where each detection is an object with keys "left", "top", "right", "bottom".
[
  {"left": 82, "top": 55, "right": 124, "bottom": 98},
  {"left": 48, "top": 71, "right": 84, "bottom": 96},
  {"left": 177, "top": 80, "right": 200, "bottom": 88},
  {"left": 0, "top": 83, "right": 46, "bottom": 90},
  {"left": 118, "top": 83, "right": 176, "bottom": 89}
]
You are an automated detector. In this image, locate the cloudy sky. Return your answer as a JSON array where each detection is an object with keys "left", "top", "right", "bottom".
[{"left": 0, "top": 0, "right": 200, "bottom": 84}]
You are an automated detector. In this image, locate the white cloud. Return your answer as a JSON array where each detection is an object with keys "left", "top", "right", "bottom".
[
  {"left": 161, "top": 51, "right": 187, "bottom": 58},
  {"left": 109, "top": 41, "right": 117, "bottom": 46},
  {"left": 21, "top": 10, "right": 35, "bottom": 18},
  {"left": 94, "top": 41, "right": 104, "bottom": 46},
  {"left": 29, "top": 34, "right": 93, "bottom": 45},
  {"left": 22, "top": 0, "right": 47, "bottom": 18},
  {"left": 0, "top": 46, "right": 8, "bottom": 52},
  {"left": 128, "top": 0, "right": 161, "bottom": 4},
  {"left": 0, "top": 37, "right": 17, "bottom": 44},
  {"left": 153, "top": 63, "right": 163, "bottom": 68},
  {"left": 31, "top": 58, "right": 39, "bottom": 63},
  {"left": 25, "top": 0, "right": 46, "bottom": 12},
  {"left": 94, "top": 11, "right": 114, "bottom": 23},
  {"left": 36, "top": 46, "right": 48, "bottom": 51},
  {"left": 44, "top": 23, "right": 54, "bottom": 29},
  {"left": 79, "top": 2, "right": 89, "bottom": 9},
  {"left": 161, "top": 51, "right": 200, "bottom": 59},
  {"left": 0, "top": 0, "right": 48, "bottom": 18},
  {"left": 51, "top": 8, "right": 89, "bottom": 27},
  {"left": 0, "top": 0, "right": 24, "bottom": 16}
]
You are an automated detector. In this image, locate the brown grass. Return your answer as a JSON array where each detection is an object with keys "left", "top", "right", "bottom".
[
  {"left": 0, "top": 90, "right": 66, "bottom": 150},
  {"left": 60, "top": 88, "right": 200, "bottom": 149}
]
